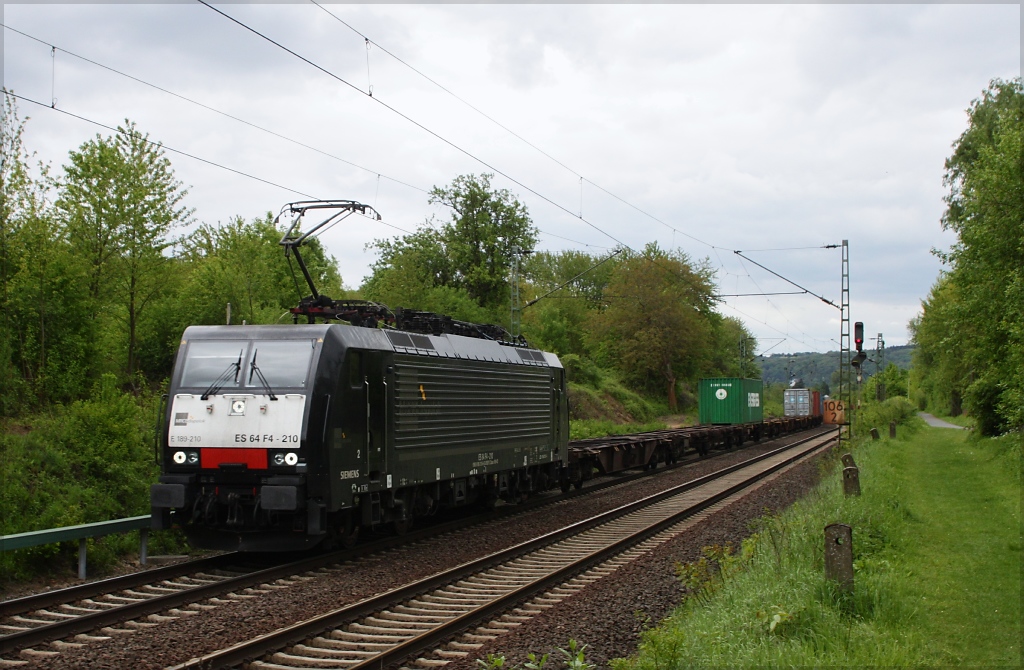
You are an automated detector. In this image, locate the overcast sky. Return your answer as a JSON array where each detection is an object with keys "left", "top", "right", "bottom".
[{"left": 2, "top": 2, "right": 1020, "bottom": 354}]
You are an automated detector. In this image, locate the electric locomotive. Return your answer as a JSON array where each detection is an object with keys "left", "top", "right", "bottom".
[{"left": 151, "top": 200, "right": 569, "bottom": 551}]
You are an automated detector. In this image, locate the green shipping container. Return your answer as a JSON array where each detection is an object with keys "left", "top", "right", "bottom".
[{"left": 699, "top": 377, "right": 763, "bottom": 425}]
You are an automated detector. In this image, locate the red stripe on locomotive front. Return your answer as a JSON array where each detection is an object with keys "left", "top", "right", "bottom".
[{"left": 200, "top": 448, "right": 268, "bottom": 469}]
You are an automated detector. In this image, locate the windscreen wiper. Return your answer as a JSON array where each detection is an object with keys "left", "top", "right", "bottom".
[
  {"left": 201, "top": 351, "right": 242, "bottom": 400},
  {"left": 248, "top": 350, "right": 278, "bottom": 401}
]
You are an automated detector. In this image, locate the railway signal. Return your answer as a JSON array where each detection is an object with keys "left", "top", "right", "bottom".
[{"left": 854, "top": 322, "right": 864, "bottom": 351}]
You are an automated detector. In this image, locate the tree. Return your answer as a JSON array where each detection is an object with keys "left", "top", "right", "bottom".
[
  {"left": 864, "top": 363, "right": 908, "bottom": 402},
  {"left": 0, "top": 91, "right": 92, "bottom": 408},
  {"left": 519, "top": 249, "right": 619, "bottom": 356},
  {"left": 428, "top": 173, "right": 537, "bottom": 309},
  {"left": 586, "top": 243, "right": 716, "bottom": 411},
  {"left": 909, "top": 276, "right": 969, "bottom": 415},
  {"left": 914, "top": 78, "right": 1023, "bottom": 434},
  {"left": 705, "top": 314, "right": 758, "bottom": 379},
  {"left": 55, "top": 121, "right": 192, "bottom": 381},
  {"left": 177, "top": 213, "right": 344, "bottom": 325},
  {"left": 363, "top": 174, "right": 537, "bottom": 322}
]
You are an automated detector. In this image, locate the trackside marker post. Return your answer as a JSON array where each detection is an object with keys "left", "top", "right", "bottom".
[{"left": 824, "top": 523, "right": 854, "bottom": 592}]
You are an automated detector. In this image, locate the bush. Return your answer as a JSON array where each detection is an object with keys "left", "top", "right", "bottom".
[
  {"left": 856, "top": 397, "right": 919, "bottom": 437},
  {"left": 561, "top": 353, "right": 602, "bottom": 387},
  {"left": 0, "top": 374, "right": 164, "bottom": 580}
]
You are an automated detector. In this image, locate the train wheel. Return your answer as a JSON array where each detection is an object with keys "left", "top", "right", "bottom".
[
  {"left": 560, "top": 478, "right": 571, "bottom": 493},
  {"left": 392, "top": 517, "right": 413, "bottom": 535},
  {"left": 573, "top": 479, "right": 583, "bottom": 490}
]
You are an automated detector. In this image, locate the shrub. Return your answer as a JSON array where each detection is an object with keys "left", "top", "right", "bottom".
[{"left": 0, "top": 374, "right": 166, "bottom": 580}]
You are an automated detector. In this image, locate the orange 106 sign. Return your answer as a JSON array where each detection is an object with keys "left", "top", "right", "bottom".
[{"left": 823, "top": 399, "right": 846, "bottom": 425}]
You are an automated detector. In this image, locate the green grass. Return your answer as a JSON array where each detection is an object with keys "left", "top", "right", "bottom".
[
  {"left": 896, "top": 430, "right": 1021, "bottom": 664},
  {"left": 611, "top": 424, "right": 1022, "bottom": 668}
]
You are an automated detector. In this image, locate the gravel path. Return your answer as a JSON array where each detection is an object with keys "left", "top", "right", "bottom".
[
  {"left": 21, "top": 434, "right": 831, "bottom": 669},
  {"left": 918, "top": 412, "right": 967, "bottom": 429}
]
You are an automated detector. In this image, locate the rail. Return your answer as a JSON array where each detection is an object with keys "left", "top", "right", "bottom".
[{"left": 0, "top": 516, "right": 152, "bottom": 579}]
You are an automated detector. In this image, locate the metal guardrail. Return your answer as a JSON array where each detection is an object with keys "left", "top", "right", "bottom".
[{"left": 0, "top": 515, "right": 152, "bottom": 579}]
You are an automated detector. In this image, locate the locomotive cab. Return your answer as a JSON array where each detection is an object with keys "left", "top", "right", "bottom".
[{"left": 151, "top": 325, "right": 328, "bottom": 551}]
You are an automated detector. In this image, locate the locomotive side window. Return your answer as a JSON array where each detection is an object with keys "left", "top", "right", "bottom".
[
  {"left": 245, "top": 340, "right": 315, "bottom": 388},
  {"left": 180, "top": 340, "right": 248, "bottom": 388},
  {"left": 348, "top": 351, "right": 363, "bottom": 388}
]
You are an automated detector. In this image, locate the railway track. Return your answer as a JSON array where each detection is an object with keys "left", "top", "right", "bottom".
[
  {"left": 0, "top": 426, "right": 832, "bottom": 666},
  {"left": 0, "top": 440, "right": 679, "bottom": 658},
  {"left": 168, "top": 427, "right": 838, "bottom": 670}
]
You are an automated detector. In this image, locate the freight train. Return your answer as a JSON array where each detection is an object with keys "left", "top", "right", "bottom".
[{"left": 149, "top": 200, "right": 820, "bottom": 552}]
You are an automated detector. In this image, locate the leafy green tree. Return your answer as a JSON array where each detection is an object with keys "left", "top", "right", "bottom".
[
  {"left": 519, "top": 249, "right": 618, "bottom": 356},
  {"left": 363, "top": 173, "right": 537, "bottom": 322},
  {"left": 428, "top": 173, "right": 537, "bottom": 309},
  {"left": 179, "top": 213, "right": 344, "bottom": 315},
  {"left": 909, "top": 277, "right": 968, "bottom": 414},
  {"left": 864, "top": 362, "right": 909, "bottom": 402},
  {"left": 704, "top": 314, "right": 758, "bottom": 379},
  {"left": 55, "top": 121, "right": 192, "bottom": 382},
  {"left": 586, "top": 243, "right": 716, "bottom": 411},
  {"left": 1, "top": 90, "right": 42, "bottom": 410},
  {"left": 0, "top": 91, "right": 92, "bottom": 408},
  {"left": 914, "top": 78, "right": 1023, "bottom": 434}
]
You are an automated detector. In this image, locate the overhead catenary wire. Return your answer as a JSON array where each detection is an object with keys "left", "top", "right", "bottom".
[
  {"left": 0, "top": 22, "right": 428, "bottom": 196},
  {"left": 4, "top": 90, "right": 422, "bottom": 236},
  {"left": 309, "top": 0, "right": 721, "bottom": 252},
  {"left": 732, "top": 254, "right": 831, "bottom": 347},
  {"left": 8, "top": 91, "right": 316, "bottom": 199},
  {"left": 197, "top": 0, "right": 633, "bottom": 252},
  {"left": 312, "top": 0, "right": 822, "bottom": 327},
  {"left": 1, "top": 22, "right": 588, "bottom": 251},
  {"left": 714, "top": 291, "right": 808, "bottom": 298},
  {"left": 733, "top": 249, "right": 839, "bottom": 309}
]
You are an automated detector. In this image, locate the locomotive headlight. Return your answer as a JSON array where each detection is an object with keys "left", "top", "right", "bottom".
[
  {"left": 187, "top": 451, "right": 199, "bottom": 465},
  {"left": 284, "top": 452, "right": 299, "bottom": 466},
  {"left": 173, "top": 451, "right": 187, "bottom": 464},
  {"left": 272, "top": 452, "right": 286, "bottom": 466}
]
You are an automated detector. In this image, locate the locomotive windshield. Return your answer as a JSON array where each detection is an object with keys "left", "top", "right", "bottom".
[
  {"left": 180, "top": 340, "right": 247, "bottom": 388},
  {"left": 179, "top": 339, "right": 315, "bottom": 390},
  {"left": 245, "top": 340, "right": 314, "bottom": 388}
]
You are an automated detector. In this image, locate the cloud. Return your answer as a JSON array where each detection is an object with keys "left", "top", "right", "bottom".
[{"left": 2, "top": 3, "right": 1018, "bottom": 351}]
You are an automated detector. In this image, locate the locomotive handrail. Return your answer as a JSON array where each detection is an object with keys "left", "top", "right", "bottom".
[{"left": 0, "top": 515, "right": 153, "bottom": 580}]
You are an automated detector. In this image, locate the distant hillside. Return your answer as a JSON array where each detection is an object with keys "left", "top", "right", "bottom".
[{"left": 758, "top": 345, "right": 914, "bottom": 388}]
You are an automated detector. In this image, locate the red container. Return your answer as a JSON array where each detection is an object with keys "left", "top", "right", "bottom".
[{"left": 811, "top": 391, "right": 822, "bottom": 417}]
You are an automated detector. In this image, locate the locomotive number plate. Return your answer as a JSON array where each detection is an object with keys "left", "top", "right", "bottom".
[{"left": 169, "top": 393, "right": 306, "bottom": 448}]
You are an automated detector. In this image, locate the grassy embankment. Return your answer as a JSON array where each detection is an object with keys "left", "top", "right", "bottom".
[
  {"left": 613, "top": 402, "right": 1021, "bottom": 668},
  {"left": 562, "top": 354, "right": 671, "bottom": 440}
]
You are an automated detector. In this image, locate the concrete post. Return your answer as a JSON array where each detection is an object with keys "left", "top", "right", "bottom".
[
  {"left": 824, "top": 523, "right": 854, "bottom": 592},
  {"left": 841, "top": 453, "right": 856, "bottom": 469},
  {"left": 843, "top": 466, "right": 861, "bottom": 496},
  {"left": 870, "top": 428, "right": 880, "bottom": 440},
  {"left": 78, "top": 538, "right": 87, "bottom": 580},
  {"left": 140, "top": 528, "right": 149, "bottom": 566},
  {"left": 889, "top": 421, "right": 896, "bottom": 438}
]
